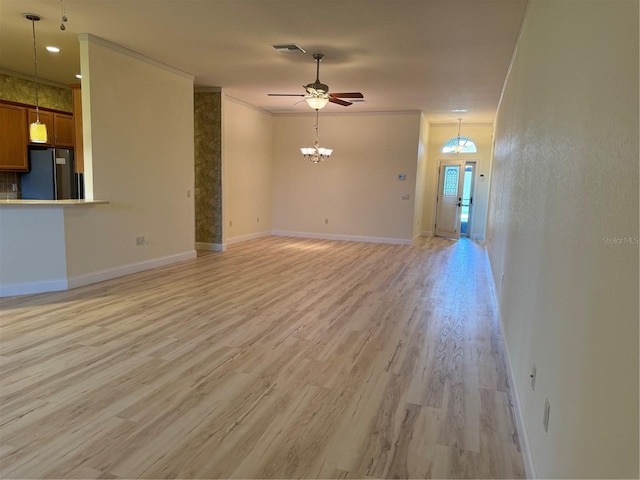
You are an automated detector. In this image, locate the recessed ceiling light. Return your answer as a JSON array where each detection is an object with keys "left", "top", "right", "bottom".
[
  {"left": 75, "top": 74, "right": 82, "bottom": 79},
  {"left": 46, "top": 46, "right": 60, "bottom": 53},
  {"left": 451, "top": 109, "right": 467, "bottom": 113}
]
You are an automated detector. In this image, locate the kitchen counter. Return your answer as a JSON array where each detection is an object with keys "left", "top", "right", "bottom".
[{"left": 0, "top": 199, "right": 109, "bottom": 207}]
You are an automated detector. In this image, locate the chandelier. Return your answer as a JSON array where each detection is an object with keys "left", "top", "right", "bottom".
[
  {"left": 300, "top": 109, "right": 333, "bottom": 163},
  {"left": 452, "top": 118, "right": 469, "bottom": 153}
]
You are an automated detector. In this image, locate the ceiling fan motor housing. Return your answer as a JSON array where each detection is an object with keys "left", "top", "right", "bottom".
[{"left": 305, "top": 81, "right": 329, "bottom": 95}]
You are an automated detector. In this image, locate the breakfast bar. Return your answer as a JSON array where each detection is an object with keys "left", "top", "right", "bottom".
[{"left": 0, "top": 199, "right": 109, "bottom": 296}]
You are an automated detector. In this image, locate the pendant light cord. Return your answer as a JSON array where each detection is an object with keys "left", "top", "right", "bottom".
[{"left": 30, "top": 17, "right": 41, "bottom": 122}]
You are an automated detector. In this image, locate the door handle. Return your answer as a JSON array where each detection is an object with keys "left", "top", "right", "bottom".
[{"left": 457, "top": 198, "right": 462, "bottom": 207}]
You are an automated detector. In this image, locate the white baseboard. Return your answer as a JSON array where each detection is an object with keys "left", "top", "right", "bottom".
[
  {"left": 421, "top": 230, "right": 433, "bottom": 237},
  {"left": 271, "top": 230, "right": 412, "bottom": 245},
  {"left": 0, "top": 277, "right": 69, "bottom": 298},
  {"left": 195, "top": 242, "right": 226, "bottom": 252},
  {"left": 225, "top": 230, "right": 271, "bottom": 246},
  {"left": 486, "top": 255, "right": 537, "bottom": 479},
  {"left": 67, "top": 250, "right": 197, "bottom": 290}
]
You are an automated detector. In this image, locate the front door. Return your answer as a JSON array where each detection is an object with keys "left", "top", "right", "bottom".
[{"left": 435, "top": 160, "right": 465, "bottom": 239}]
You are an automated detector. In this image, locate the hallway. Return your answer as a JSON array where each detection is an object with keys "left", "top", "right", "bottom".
[{"left": 0, "top": 236, "right": 524, "bottom": 478}]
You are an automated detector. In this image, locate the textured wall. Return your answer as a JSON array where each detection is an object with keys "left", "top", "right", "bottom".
[
  {"left": 194, "top": 91, "right": 222, "bottom": 245},
  {"left": 487, "top": 1, "right": 639, "bottom": 478},
  {"left": 0, "top": 73, "right": 72, "bottom": 112}
]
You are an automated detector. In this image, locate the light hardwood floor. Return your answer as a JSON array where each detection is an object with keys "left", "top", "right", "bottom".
[{"left": 0, "top": 236, "right": 525, "bottom": 479}]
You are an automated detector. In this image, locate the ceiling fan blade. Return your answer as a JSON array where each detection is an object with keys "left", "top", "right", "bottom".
[
  {"left": 268, "top": 93, "right": 306, "bottom": 97},
  {"left": 329, "top": 97, "right": 352, "bottom": 107},
  {"left": 329, "top": 92, "right": 364, "bottom": 99}
]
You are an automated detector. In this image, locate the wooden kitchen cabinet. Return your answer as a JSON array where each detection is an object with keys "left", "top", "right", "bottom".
[
  {"left": 53, "top": 113, "right": 74, "bottom": 147},
  {"left": 0, "top": 103, "right": 28, "bottom": 171},
  {"left": 27, "top": 109, "right": 74, "bottom": 147}
]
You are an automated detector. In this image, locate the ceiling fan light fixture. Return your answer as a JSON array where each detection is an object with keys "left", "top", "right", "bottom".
[{"left": 304, "top": 95, "right": 329, "bottom": 109}]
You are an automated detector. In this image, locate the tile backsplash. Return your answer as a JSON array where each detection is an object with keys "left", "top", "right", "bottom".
[{"left": 0, "top": 171, "right": 21, "bottom": 199}]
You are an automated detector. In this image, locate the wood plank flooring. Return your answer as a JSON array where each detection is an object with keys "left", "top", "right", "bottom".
[{"left": 0, "top": 236, "right": 525, "bottom": 479}]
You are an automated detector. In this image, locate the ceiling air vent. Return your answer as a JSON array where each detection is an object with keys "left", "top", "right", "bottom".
[{"left": 272, "top": 44, "right": 306, "bottom": 54}]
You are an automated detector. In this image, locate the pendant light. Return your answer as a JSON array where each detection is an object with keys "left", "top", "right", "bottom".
[
  {"left": 26, "top": 13, "right": 47, "bottom": 144},
  {"left": 452, "top": 118, "right": 468, "bottom": 153}
]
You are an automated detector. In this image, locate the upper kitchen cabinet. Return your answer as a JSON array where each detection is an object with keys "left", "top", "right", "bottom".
[
  {"left": 53, "top": 112, "right": 74, "bottom": 147},
  {"left": 27, "top": 109, "right": 74, "bottom": 147},
  {"left": 0, "top": 103, "right": 28, "bottom": 171}
]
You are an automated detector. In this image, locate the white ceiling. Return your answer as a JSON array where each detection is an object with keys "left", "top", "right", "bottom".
[{"left": 0, "top": 0, "right": 527, "bottom": 123}]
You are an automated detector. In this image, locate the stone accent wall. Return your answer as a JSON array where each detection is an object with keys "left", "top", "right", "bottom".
[
  {"left": 0, "top": 73, "right": 73, "bottom": 112},
  {"left": 194, "top": 91, "right": 222, "bottom": 245}
]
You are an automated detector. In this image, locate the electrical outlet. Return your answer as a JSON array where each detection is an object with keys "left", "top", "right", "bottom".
[
  {"left": 543, "top": 399, "right": 551, "bottom": 432},
  {"left": 135, "top": 236, "right": 145, "bottom": 246},
  {"left": 530, "top": 364, "right": 537, "bottom": 390},
  {"left": 229, "top": 220, "right": 233, "bottom": 227},
  {"left": 501, "top": 272, "right": 505, "bottom": 286},
  {"left": 325, "top": 218, "right": 328, "bottom": 224},
  {"left": 257, "top": 216, "right": 260, "bottom": 223}
]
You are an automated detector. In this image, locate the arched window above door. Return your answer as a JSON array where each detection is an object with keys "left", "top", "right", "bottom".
[{"left": 441, "top": 136, "right": 477, "bottom": 154}]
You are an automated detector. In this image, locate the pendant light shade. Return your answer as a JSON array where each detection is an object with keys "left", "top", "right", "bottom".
[
  {"left": 26, "top": 13, "right": 48, "bottom": 144},
  {"left": 29, "top": 121, "right": 47, "bottom": 143}
]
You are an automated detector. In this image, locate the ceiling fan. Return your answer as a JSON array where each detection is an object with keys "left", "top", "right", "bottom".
[{"left": 268, "top": 53, "right": 364, "bottom": 108}]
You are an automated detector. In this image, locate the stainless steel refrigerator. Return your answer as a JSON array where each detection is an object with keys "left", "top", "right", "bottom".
[{"left": 21, "top": 148, "right": 82, "bottom": 200}]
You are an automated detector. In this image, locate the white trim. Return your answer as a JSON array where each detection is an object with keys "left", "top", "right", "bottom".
[
  {"left": 271, "top": 230, "right": 412, "bottom": 246},
  {"left": 78, "top": 33, "right": 194, "bottom": 80},
  {"left": 67, "top": 250, "right": 197, "bottom": 290},
  {"left": 486, "top": 255, "right": 537, "bottom": 479},
  {"left": 195, "top": 242, "right": 226, "bottom": 252},
  {"left": 0, "top": 278, "right": 68, "bottom": 298},
  {"left": 225, "top": 231, "right": 271, "bottom": 246}
]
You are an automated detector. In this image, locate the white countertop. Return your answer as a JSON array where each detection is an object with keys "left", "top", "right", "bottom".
[{"left": 0, "top": 199, "right": 109, "bottom": 207}]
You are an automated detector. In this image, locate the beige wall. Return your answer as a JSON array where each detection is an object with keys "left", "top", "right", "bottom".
[
  {"left": 422, "top": 123, "right": 493, "bottom": 240},
  {"left": 412, "top": 113, "right": 430, "bottom": 239},
  {"left": 272, "top": 112, "right": 421, "bottom": 243},
  {"left": 487, "top": 0, "right": 639, "bottom": 478},
  {"left": 66, "top": 34, "right": 195, "bottom": 281},
  {"left": 222, "top": 96, "right": 274, "bottom": 244}
]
